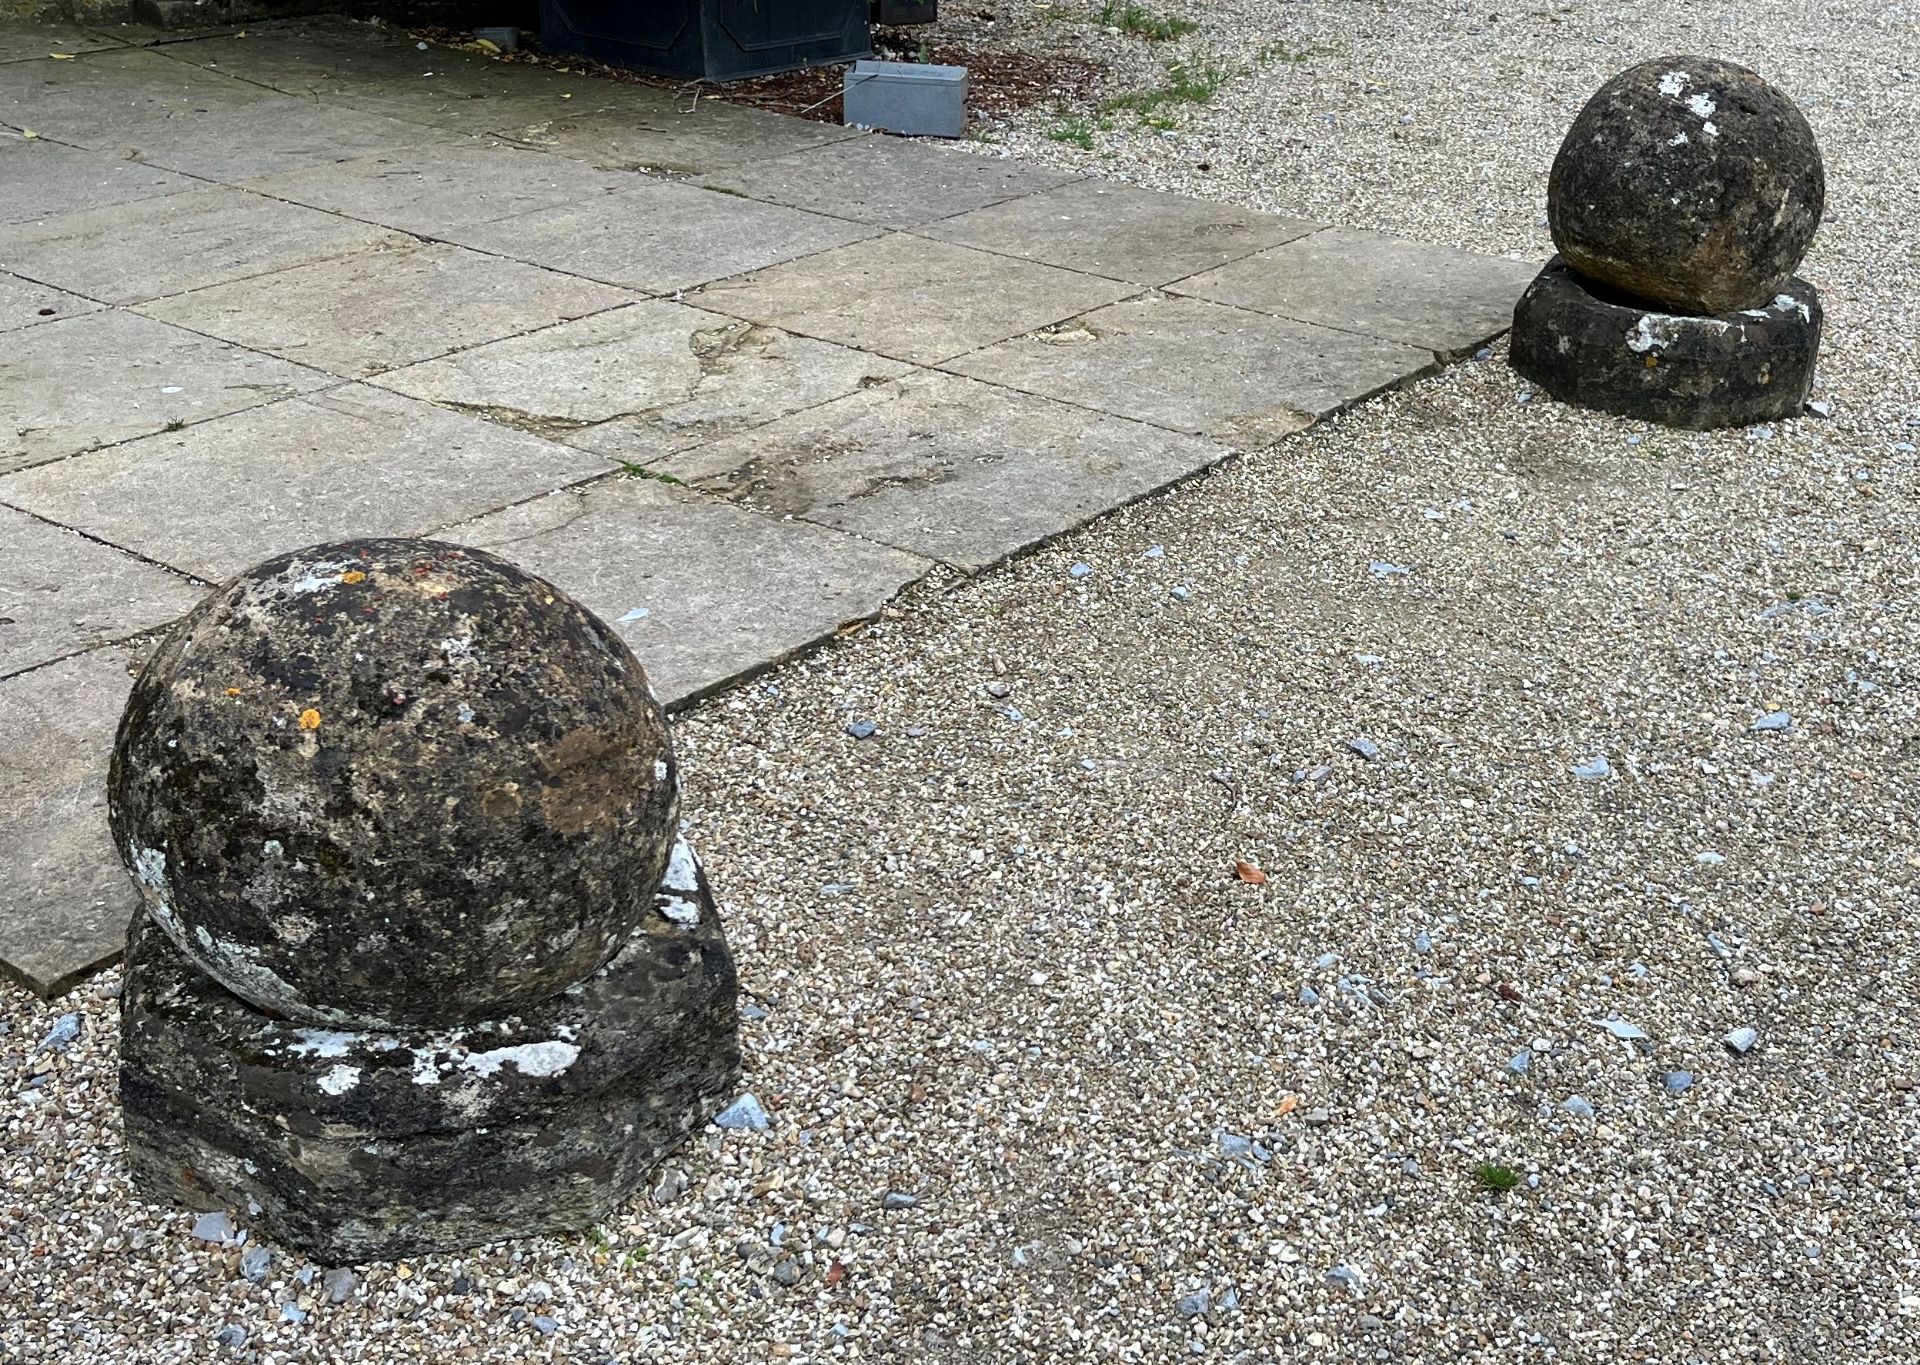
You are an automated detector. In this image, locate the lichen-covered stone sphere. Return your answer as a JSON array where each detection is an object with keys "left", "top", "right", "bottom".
[
  {"left": 1548, "top": 56, "right": 1824, "bottom": 314},
  {"left": 109, "top": 539, "right": 678, "bottom": 1030}
]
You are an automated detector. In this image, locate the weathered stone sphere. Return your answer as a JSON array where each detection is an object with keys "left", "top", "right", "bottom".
[
  {"left": 109, "top": 538, "right": 678, "bottom": 1030},
  {"left": 1548, "top": 56, "right": 1823, "bottom": 314}
]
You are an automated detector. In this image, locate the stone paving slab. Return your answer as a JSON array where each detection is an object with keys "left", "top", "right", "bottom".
[
  {"left": 450, "top": 477, "right": 933, "bottom": 707},
  {"left": 450, "top": 180, "right": 880, "bottom": 296},
  {"left": 696, "top": 234, "right": 1134, "bottom": 366},
  {"left": 242, "top": 143, "right": 657, "bottom": 238},
  {"left": 1170, "top": 226, "right": 1541, "bottom": 358},
  {"left": 153, "top": 17, "right": 511, "bottom": 95},
  {"left": 947, "top": 292, "right": 1433, "bottom": 440},
  {"left": 137, "top": 241, "right": 635, "bottom": 379},
  {"left": 656, "top": 370, "right": 1226, "bottom": 572},
  {"left": 375, "top": 302, "right": 910, "bottom": 461},
  {"left": 0, "top": 506, "right": 204, "bottom": 675},
  {"left": 103, "top": 97, "right": 459, "bottom": 182},
  {"left": 494, "top": 99, "right": 864, "bottom": 177},
  {"left": 0, "top": 22, "right": 120, "bottom": 63},
  {"left": 0, "top": 47, "right": 280, "bottom": 145},
  {"left": 0, "top": 185, "right": 412, "bottom": 305},
  {"left": 0, "top": 385, "right": 608, "bottom": 581},
  {"left": 916, "top": 178, "right": 1324, "bottom": 287},
  {"left": 0, "top": 137, "right": 197, "bottom": 226},
  {"left": 693, "top": 136, "right": 1080, "bottom": 229},
  {"left": 0, "top": 270, "right": 99, "bottom": 333},
  {"left": 0, "top": 645, "right": 142, "bottom": 996},
  {"left": 0, "top": 309, "right": 330, "bottom": 476}
]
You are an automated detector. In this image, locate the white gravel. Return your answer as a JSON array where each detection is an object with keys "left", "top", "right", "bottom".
[{"left": 6, "top": 2, "right": 1920, "bottom": 1362}]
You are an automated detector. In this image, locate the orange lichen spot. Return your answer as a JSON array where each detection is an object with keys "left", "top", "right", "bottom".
[
  {"left": 341, "top": 570, "right": 367, "bottom": 585},
  {"left": 225, "top": 687, "right": 242, "bottom": 697},
  {"left": 298, "top": 708, "right": 322, "bottom": 731}
]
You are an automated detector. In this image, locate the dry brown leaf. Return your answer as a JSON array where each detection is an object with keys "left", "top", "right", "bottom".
[
  {"left": 1276, "top": 1094, "right": 1299, "bottom": 1117},
  {"left": 1234, "top": 860, "right": 1268, "bottom": 885}
]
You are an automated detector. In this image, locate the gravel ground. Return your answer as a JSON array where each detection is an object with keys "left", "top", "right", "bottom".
[{"left": 6, "top": 3, "right": 1919, "bottom": 1362}]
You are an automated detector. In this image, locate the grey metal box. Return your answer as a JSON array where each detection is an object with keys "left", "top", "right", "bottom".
[{"left": 843, "top": 60, "right": 968, "bottom": 139}]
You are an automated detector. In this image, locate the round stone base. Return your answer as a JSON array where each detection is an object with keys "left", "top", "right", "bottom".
[
  {"left": 1508, "top": 257, "right": 1821, "bottom": 430},
  {"left": 121, "top": 840, "right": 740, "bottom": 1262}
]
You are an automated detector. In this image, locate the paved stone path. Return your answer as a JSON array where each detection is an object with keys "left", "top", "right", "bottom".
[{"left": 0, "top": 17, "right": 1538, "bottom": 994}]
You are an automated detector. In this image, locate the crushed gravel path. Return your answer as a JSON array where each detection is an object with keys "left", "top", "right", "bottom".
[{"left": 5, "top": 2, "right": 1918, "bottom": 1362}]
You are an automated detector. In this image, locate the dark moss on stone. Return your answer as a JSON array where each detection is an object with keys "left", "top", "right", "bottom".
[
  {"left": 1548, "top": 56, "right": 1823, "bottom": 315},
  {"left": 109, "top": 539, "right": 678, "bottom": 1031},
  {"left": 1509, "top": 257, "right": 1821, "bottom": 429}
]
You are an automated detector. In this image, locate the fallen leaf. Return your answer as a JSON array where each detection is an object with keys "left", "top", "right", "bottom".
[
  {"left": 49, "top": 52, "right": 76, "bottom": 60},
  {"left": 907, "top": 1083, "right": 927, "bottom": 1103},
  {"left": 824, "top": 1261, "right": 846, "bottom": 1287},
  {"left": 1276, "top": 1094, "right": 1299, "bottom": 1117},
  {"left": 1234, "top": 860, "right": 1268, "bottom": 885}
]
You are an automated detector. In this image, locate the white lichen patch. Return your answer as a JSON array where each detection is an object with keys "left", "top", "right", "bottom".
[
  {"left": 663, "top": 839, "right": 701, "bottom": 893},
  {"left": 1658, "top": 69, "right": 1688, "bottom": 97},
  {"left": 1773, "top": 293, "right": 1812, "bottom": 322},
  {"left": 131, "top": 846, "right": 169, "bottom": 891},
  {"left": 1686, "top": 92, "right": 1717, "bottom": 119},
  {"left": 654, "top": 759, "right": 670, "bottom": 782},
  {"left": 1669, "top": 131, "right": 1689, "bottom": 146},
  {"left": 457, "top": 1041, "right": 581, "bottom": 1079},
  {"left": 316, "top": 1064, "right": 361, "bottom": 1096},
  {"left": 659, "top": 897, "right": 701, "bottom": 928},
  {"left": 285, "top": 560, "right": 360, "bottom": 595},
  {"left": 1626, "top": 315, "right": 1670, "bottom": 353},
  {"left": 288, "top": 1029, "right": 362, "bottom": 1058}
]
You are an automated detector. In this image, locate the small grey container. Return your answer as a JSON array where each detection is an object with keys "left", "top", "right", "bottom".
[{"left": 843, "top": 60, "right": 968, "bottom": 139}]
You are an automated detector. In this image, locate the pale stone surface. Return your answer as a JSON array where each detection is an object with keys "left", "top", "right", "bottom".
[
  {"left": 0, "top": 309, "right": 330, "bottom": 476},
  {"left": 947, "top": 292, "right": 1433, "bottom": 440},
  {"left": 375, "top": 302, "right": 910, "bottom": 460},
  {"left": 0, "top": 138, "right": 196, "bottom": 226},
  {"left": 917, "top": 179, "right": 1324, "bottom": 286},
  {"left": 0, "top": 386, "right": 608, "bottom": 580},
  {"left": 136, "top": 242, "right": 634, "bottom": 378},
  {"left": 100, "top": 99, "right": 457, "bottom": 182},
  {"left": 655, "top": 370, "right": 1224, "bottom": 571},
  {"left": 695, "top": 234, "right": 1133, "bottom": 365},
  {"left": 0, "top": 506, "right": 203, "bottom": 674},
  {"left": 0, "top": 48, "right": 280, "bottom": 146},
  {"left": 451, "top": 479, "right": 931, "bottom": 706},
  {"left": 0, "top": 271, "right": 99, "bottom": 334},
  {"left": 449, "top": 181, "right": 880, "bottom": 295},
  {"left": 0, "top": 23, "right": 120, "bottom": 63},
  {"left": 1171, "top": 227, "right": 1541, "bottom": 357},
  {"left": 0, "top": 646, "right": 140, "bottom": 996},
  {"left": 0, "top": 186, "right": 411, "bottom": 305},
  {"left": 242, "top": 143, "right": 658, "bottom": 238},
  {"left": 693, "top": 135, "right": 1079, "bottom": 228},
  {"left": 494, "top": 99, "right": 863, "bottom": 176}
]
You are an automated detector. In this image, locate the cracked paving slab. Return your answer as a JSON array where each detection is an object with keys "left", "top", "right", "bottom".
[
  {"left": 375, "top": 301, "right": 913, "bottom": 463},
  {"left": 448, "top": 477, "right": 932, "bottom": 707},
  {"left": 135, "top": 241, "right": 636, "bottom": 379},
  {"left": 0, "top": 385, "right": 609, "bottom": 581},
  {"left": 653, "top": 368, "right": 1228, "bottom": 572}
]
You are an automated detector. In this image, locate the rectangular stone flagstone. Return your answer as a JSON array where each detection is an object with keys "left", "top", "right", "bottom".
[
  {"left": 0, "top": 271, "right": 100, "bottom": 334},
  {"left": 242, "top": 144, "right": 659, "bottom": 239},
  {"left": 0, "top": 646, "right": 142, "bottom": 996},
  {"left": 692, "top": 135, "right": 1080, "bottom": 229},
  {"left": 493, "top": 98, "right": 862, "bottom": 177},
  {"left": 653, "top": 370, "right": 1226, "bottom": 571},
  {"left": 1, "top": 309, "right": 332, "bottom": 477},
  {"left": 916, "top": 178, "right": 1324, "bottom": 287},
  {"left": 448, "top": 180, "right": 880, "bottom": 296},
  {"left": 947, "top": 292, "right": 1434, "bottom": 442},
  {"left": 0, "top": 185, "right": 413, "bottom": 306},
  {"left": 1170, "top": 227, "right": 1542, "bottom": 357},
  {"left": 0, "top": 506, "right": 204, "bottom": 675},
  {"left": 99, "top": 99, "right": 458, "bottom": 183},
  {"left": 0, "top": 47, "right": 280, "bottom": 147},
  {"left": 0, "top": 24, "right": 121, "bottom": 64},
  {"left": 694, "top": 234, "right": 1134, "bottom": 366},
  {"left": 0, "top": 385, "right": 609, "bottom": 581},
  {"left": 375, "top": 302, "right": 911, "bottom": 461},
  {"left": 450, "top": 478, "right": 932, "bottom": 707},
  {"left": 0, "top": 138, "right": 196, "bottom": 226},
  {"left": 136, "top": 242, "right": 635, "bottom": 379}
]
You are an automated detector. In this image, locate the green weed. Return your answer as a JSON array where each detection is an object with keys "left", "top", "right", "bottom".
[{"left": 1098, "top": 0, "right": 1198, "bottom": 41}]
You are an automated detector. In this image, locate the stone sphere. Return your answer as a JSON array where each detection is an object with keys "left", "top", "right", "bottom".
[
  {"left": 109, "top": 538, "right": 679, "bottom": 1030},
  {"left": 1548, "top": 56, "right": 1824, "bottom": 314}
]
